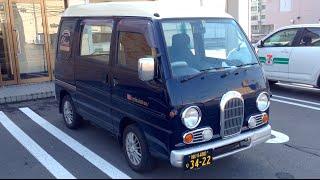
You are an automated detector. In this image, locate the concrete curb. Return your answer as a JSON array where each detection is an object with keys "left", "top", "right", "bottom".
[
  {"left": 0, "top": 91, "right": 55, "bottom": 104},
  {"left": 0, "top": 82, "right": 55, "bottom": 104}
]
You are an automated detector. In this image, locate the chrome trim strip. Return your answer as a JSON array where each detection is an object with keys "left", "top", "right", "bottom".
[
  {"left": 181, "top": 106, "right": 202, "bottom": 130},
  {"left": 170, "top": 125, "right": 271, "bottom": 168},
  {"left": 256, "top": 92, "right": 271, "bottom": 112},
  {"left": 55, "top": 79, "right": 76, "bottom": 92}
]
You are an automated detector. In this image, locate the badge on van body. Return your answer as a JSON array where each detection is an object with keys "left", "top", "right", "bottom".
[{"left": 127, "top": 94, "right": 149, "bottom": 107}]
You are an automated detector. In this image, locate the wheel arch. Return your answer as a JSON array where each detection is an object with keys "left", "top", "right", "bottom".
[
  {"left": 59, "top": 90, "right": 70, "bottom": 113},
  {"left": 118, "top": 117, "right": 139, "bottom": 147}
]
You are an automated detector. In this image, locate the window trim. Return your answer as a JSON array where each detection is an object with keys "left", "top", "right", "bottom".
[{"left": 79, "top": 19, "right": 114, "bottom": 57}]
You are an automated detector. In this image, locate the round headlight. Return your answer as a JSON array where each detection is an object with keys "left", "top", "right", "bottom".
[
  {"left": 256, "top": 92, "right": 270, "bottom": 112},
  {"left": 181, "top": 106, "right": 202, "bottom": 129}
]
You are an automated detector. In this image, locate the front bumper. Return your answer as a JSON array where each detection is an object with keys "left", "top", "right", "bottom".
[{"left": 170, "top": 125, "right": 271, "bottom": 168}]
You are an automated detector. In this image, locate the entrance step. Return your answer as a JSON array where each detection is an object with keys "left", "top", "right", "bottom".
[{"left": 0, "top": 82, "right": 55, "bottom": 104}]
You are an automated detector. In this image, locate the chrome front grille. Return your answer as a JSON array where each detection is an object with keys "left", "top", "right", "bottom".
[
  {"left": 192, "top": 130, "right": 205, "bottom": 143},
  {"left": 220, "top": 91, "right": 244, "bottom": 138}
]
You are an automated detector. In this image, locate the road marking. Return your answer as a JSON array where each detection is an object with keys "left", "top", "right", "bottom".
[
  {"left": 272, "top": 95, "right": 320, "bottom": 107},
  {"left": 271, "top": 98, "right": 320, "bottom": 111},
  {"left": 266, "top": 130, "right": 289, "bottom": 144},
  {"left": 0, "top": 111, "right": 75, "bottom": 179},
  {"left": 20, "top": 107, "right": 131, "bottom": 179}
]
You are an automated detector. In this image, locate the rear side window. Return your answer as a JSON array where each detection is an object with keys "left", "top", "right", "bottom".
[
  {"left": 57, "top": 20, "right": 77, "bottom": 61},
  {"left": 81, "top": 23, "right": 113, "bottom": 58},
  {"left": 299, "top": 28, "right": 320, "bottom": 47},
  {"left": 263, "top": 29, "right": 298, "bottom": 47},
  {"left": 117, "top": 32, "right": 152, "bottom": 71}
]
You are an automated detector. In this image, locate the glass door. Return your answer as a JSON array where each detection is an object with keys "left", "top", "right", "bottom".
[
  {"left": 10, "top": 0, "right": 51, "bottom": 83},
  {"left": 0, "top": 0, "right": 17, "bottom": 85}
]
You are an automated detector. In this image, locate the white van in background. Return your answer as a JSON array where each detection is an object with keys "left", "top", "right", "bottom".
[{"left": 255, "top": 24, "right": 320, "bottom": 87}]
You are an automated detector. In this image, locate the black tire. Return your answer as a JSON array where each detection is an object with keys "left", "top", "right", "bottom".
[
  {"left": 122, "top": 124, "right": 154, "bottom": 172},
  {"left": 61, "top": 95, "right": 81, "bottom": 129},
  {"left": 268, "top": 80, "right": 278, "bottom": 86}
]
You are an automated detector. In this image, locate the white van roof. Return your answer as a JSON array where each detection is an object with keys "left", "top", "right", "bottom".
[{"left": 63, "top": 1, "right": 233, "bottom": 19}]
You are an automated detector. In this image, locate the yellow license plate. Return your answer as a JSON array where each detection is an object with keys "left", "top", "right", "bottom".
[{"left": 184, "top": 150, "right": 213, "bottom": 170}]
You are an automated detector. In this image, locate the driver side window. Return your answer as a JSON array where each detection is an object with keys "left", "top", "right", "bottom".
[
  {"left": 117, "top": 32, "right": 152, "bottom": 71},
  {"left": 263, "top": 29, "right": 298, "bottom": 47}
]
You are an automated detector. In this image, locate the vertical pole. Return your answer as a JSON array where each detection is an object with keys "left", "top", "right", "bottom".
[
  {"left": 64, "top": 0, "right": 68, "bottom": 9},
  {"left": 200, "top": 0, "right": 203, "bottom": 7},
  {"left": 258, "top": 0, "right": 262, "bottom": 35}
]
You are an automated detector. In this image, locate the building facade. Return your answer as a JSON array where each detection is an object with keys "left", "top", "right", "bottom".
[
  {"left": 0, "top": 0, "right": 65, "bottom": 87},
  {"left": 251, "top": 0, "right": 320, "bottom": 42},
  {"left": 0, "top": 0, "right": 250, "bottom": 87}
]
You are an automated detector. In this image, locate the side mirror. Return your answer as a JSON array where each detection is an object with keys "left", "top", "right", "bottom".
[
  {"left": 138, "top": 57, "right": 155, "bottom": 81},
  {"left": 257, "top": 40, "right": 264, "bottom": 48}
]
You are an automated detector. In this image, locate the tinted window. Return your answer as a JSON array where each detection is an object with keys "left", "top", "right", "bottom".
[
  {"left": 299, "top": 28, "right": 320, "bottom": 47},
  {"left": 264, "top": 29, "right": 298, "bottom": 47},
  {"left": 118, "top": 32, "right": 152, "bottom": 71},
  {"left": 81, "top": 23, "right": 113, "bottom": 59},
  {"left": 57, "top": 20, "right": 76, "bottom": 61}
]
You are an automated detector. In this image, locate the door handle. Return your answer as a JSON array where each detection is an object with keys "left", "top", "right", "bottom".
[
  {"left": 281, "top": 50, "right": 289, "bottom": 54},
  {"left": 113, "top": 78, "right": 118, "bottom": 87}
]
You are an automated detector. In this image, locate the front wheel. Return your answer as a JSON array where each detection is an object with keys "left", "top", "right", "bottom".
[{"left": 123, "top": 125, "right": 154, "bottom": 172}]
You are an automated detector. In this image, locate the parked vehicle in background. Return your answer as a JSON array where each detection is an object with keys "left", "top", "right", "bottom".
[
  {"left": 255, "top": 24, "right": 320, "bottom": 87},
  {"left": 55, "top": 2, "right": 272, "bottom": 173}
]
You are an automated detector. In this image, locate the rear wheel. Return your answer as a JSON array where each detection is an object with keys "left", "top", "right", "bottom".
[
  {"left": 62, "top": 95, "right": 81, "bottom": 129},
  {"left": 123, "top": 124, "right": 154, "bottom": 172}
]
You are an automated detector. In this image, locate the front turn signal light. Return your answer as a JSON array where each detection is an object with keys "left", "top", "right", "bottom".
[
  {"left": 183, "top": 133, "right": 193, "bottom": 144},
  {"left": 262, "top": 114, "right": 269, "bottom": 123}
]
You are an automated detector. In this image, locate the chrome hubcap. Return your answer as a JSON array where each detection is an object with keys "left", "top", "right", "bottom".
[
  {"left": 125, "top": 132, "right": 142, "bottom": 166},
  {"left": 63, "top": 101, "right": 73, "bottom": 125}
]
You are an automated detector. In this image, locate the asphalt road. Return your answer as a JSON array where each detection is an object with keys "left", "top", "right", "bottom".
[{"left": 0, "top": 83, "right": 320, "bottom": 179}]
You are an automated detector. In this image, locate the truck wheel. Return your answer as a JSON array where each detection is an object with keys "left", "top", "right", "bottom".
[
  {"left": 123, "top": 124, "right": 154, "bottom": 172},
  {"left": 62, "top": 95, "right": 81, "bottom": 129}
]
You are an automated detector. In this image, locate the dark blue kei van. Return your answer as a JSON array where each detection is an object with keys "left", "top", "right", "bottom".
[{"left": 55, "top": 2, "right": 272, "bottom": 172}]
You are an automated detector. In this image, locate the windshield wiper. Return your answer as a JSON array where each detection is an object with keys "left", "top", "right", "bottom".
[
  {"left": 235, "top": 62, "right": 259, "bottom": 68},
  {"left": 181, "top": 66, "right": 233, "bottom": 83}
]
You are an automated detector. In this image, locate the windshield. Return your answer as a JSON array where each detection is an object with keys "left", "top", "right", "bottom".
[{"left": 161, "top": 19, "right": 258, "bottom": 78}]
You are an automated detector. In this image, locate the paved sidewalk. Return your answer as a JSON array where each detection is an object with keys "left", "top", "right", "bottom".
[{"left": 0, "top": 82, "right": 55, "bottom": 104}]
